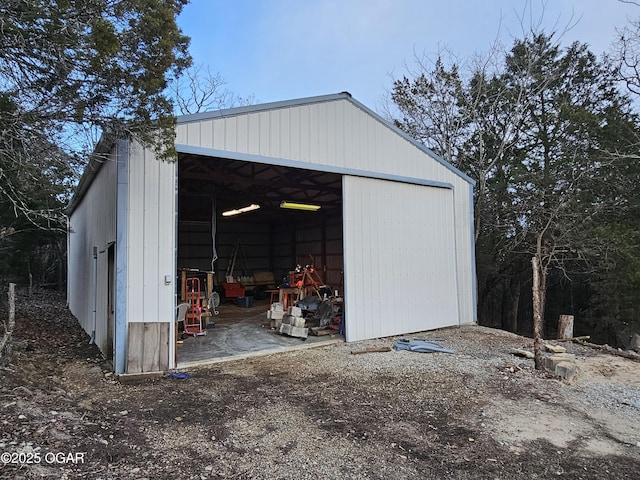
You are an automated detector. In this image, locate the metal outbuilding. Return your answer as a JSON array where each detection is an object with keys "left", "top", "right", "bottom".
[{"left": 67, "top": 92, "right": 476, "bottom": 375}]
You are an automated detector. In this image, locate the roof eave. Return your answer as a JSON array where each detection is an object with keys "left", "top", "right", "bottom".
[{"left": 66, "top": 136, "right": 117, "bottom": 215}]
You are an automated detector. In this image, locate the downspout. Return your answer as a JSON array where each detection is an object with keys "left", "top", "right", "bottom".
[{"left": 90, "top": 246, "right": 98, "bottom": 344}]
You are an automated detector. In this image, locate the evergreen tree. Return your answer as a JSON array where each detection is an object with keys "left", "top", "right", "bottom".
[
  {"left": 0, "top": 0, "right": 191, "bottom": 285},
  {"left": 389, "top": 33, "right": 640, "bottom": 357}
]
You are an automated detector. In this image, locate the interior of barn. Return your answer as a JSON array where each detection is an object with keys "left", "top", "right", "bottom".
[{"left": 175, "top": 153, "right": 346, "bottom": 365}]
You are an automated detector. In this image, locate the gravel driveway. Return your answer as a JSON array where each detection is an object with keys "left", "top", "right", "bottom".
[{"left": 1, "top": 291, "right": 639, "bottom": 479}]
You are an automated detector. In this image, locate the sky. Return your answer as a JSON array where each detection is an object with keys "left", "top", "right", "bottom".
[{"left": 177, "top": 0, "right": 640, "bottom": 113}]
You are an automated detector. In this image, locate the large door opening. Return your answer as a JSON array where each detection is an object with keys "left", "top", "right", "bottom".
[{"left": 175, "top": 153, "right": 345, "bottom": 365}]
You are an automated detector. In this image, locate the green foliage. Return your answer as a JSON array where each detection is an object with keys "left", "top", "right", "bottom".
[
  {"left": 0, "top": 0, "right": 190, "bottom": 156},
  {"left": 390, "top": 33, "right": 640, "bottom": 343},
  {"left": 0, "top": 0, "right": 191, "bottom": 285}
]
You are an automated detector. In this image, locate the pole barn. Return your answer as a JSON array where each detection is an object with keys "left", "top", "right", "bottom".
[{"left": 67, "top": 93, "right": 476, "bottom": 375}]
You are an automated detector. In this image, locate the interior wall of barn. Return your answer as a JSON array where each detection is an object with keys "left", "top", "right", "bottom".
[{"left": 177, "top": 213, "right": 344, "bottom": 292}]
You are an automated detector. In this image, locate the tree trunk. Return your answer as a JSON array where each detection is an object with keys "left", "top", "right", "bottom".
[
  {"left": 1, "top": 283, "right": 16, "bottom": 366},
  {"left": 501, "top": 278, "right": 521, "bottom": 333},
  {"left": 532, "top": 256, "right": 544, "bottom": 370},
  {"left": 511, "top": 281, "right": 521, "bottom": 334},
  {"left": 28, "top": 257, "right": 33, "bottom": 299},
  {"left": 558, "top": 315, "right": 574, "bottom": 340}
]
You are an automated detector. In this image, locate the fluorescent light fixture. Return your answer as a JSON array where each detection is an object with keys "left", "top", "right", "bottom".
[
  {"left": 222, "top": 203, "right": 260, "bottom": 217},
  {"left": 279, "top": 201, "right": 321, "bottom": 211}
]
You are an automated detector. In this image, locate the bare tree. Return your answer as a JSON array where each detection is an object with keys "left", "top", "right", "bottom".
[
  {"left": 389, "top": 23, "right": 637, "bottom": 369},
  {"left": 171, "top": 64, "right": 254, "bottom": 115},
  {"left": 613, "top": 2, "right": 640, "bottom": 96}
]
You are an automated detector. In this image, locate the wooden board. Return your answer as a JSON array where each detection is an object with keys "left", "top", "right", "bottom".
[
  {"left": 309, "top": 328, "right": 337, "bottom": 336},
  {"left": 127, "top": 322, "right": 170, "bottom": 374}
]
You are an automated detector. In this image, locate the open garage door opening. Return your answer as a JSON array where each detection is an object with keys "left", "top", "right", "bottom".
[{"left": 175, "top": 152, "right": 346, "bottom": 366}]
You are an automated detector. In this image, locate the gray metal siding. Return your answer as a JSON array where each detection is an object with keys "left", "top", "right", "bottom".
[{"left": 178, "top": 101, "right": 456, "bottom": 186}]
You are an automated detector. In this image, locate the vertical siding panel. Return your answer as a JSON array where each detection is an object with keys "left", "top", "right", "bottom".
[
  {"left": 128, "top": 142, "right": 145, "bottom": 323},
  {"left": 247, "top": 112, "right": 260, "bottom": 155},
  {"left": 212, "top": 119, "right": 226, "bottom": 150},
  {"left": 332, "top": 102, "right": 342, "bottom": 165},
  {"left": 289, "top": 106, "right": 300, "bottom": 159},
  {"left": 328, "top": 102, "right": 344, "bottom": 167},
  {"left": 96, "top": 250, "right": 108, "bottom": 355},
  {"left": 200, "top": 119, "right": 214, "bottom": 149},
  {"left": 279, "top": 108, "right": 290, "bottom": 158},
  {"left": 258, "top": 111, "right": 270, "bottom": 156},
  {"left": 298, "top": 105, "right": 310, "bottom": 161},
  {"left": 310, "top": 104, "right": 324, "bottom": 163},
  {"left": 175, "top": 124, "right": 187, "bottom": 144},
  {"left": 236, "top": 114, "right": 248, "bottom": 153},
  {"left": 343, "top": 104, "right": 356, "bottom": 167},
  {"left": 269, "top": 110, "right": 280, "bottom": 158},
  {"left": 143, "top": 149, "right": 160, "bottom": 319},
  {"left": 186, "top": 122, "right": 200, "bottom": 147},
  {"left": 308, "top": 104, "right": 317, "bottom": 163},
  {"left": 359, "top": 112, "right": 373, "bottom": 171},
  {"left": 225, "top": 116, "right": 237, "bottom": 151},
  {"left": 157, "top": 159, "right": 176, "bottom": 322}
]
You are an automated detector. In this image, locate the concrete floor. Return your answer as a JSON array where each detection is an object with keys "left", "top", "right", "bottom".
[{"left": 176, "top": 298, "right": 343, "bottom": 368}]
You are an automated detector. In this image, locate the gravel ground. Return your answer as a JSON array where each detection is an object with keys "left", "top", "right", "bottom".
[{"left": 0, "top": 290, "right": 639, "bottom": 479}]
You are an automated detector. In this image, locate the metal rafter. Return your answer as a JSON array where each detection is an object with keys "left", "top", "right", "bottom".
[{"left": 178, "top": 154, "right": 342, "bottom": 221}]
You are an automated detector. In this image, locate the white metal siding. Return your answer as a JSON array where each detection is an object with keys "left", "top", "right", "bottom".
[
  {"left": 125, "top": 141, "right": 176, "bottom": 324},
  {"left": 176, "top": 98, "right": 476, "bottom": 330},
  {"left": 68, "top": 146, "right": 117, "bottom": 351},
  {"left": 343, "top": 176, "right": 459, "bottom": 342},
  {"left": 178, "top": 101, "right": 455, "bottom": 185}
]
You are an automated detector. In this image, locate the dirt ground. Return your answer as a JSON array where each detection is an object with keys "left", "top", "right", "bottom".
[{"left": 1, "top": 290, "right": 639, "bottom": 479}]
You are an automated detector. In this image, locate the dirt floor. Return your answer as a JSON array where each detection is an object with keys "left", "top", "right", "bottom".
[{"left": 1, "top": 290, "right": 639, "bottom": 479}]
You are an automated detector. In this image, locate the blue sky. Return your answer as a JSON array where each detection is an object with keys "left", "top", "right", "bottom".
[{"left": 177, "top": 0, "right": 639, "bottom": 112}]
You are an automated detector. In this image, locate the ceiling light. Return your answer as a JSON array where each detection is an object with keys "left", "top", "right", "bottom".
[
  {"left": 222, "top": 204, "right": 260, "bottom": 217},
  {"left": 279, "top": 201, "right": 321, "bottom": 211}
]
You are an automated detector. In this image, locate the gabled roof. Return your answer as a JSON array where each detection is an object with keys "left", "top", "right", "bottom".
[{"left": 177, "top": 92, "right": 475, "bottom": 186}]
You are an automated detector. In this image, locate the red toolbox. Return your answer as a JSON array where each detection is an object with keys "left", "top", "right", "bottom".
[{"left": 221, "top": 282, "right": 245, "bottom": 298}]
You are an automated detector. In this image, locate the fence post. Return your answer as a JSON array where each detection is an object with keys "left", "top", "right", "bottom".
[{"left": 0, "top": 283, "right": 16, "bottom": 366}]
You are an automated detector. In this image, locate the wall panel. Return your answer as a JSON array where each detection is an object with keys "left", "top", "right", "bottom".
[
  {"left": 68, "top": 146, "right": 117, "bottom": 354},
  {"left": 126, "top": 141, "right": 176, "bottom": 324}
]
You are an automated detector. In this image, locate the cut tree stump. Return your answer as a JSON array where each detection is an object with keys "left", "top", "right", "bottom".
[{"left": 558, "top": 315, "right": 574, "bottom": 340}]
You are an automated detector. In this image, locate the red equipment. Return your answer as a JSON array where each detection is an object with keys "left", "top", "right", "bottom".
[{"left": 184, "top": 277, "right": 206, "bottom": 336}]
